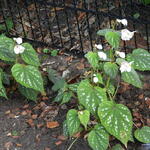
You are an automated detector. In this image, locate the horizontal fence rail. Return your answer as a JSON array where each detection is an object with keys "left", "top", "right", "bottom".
[{"left": 0, "top": 0, "right": 149, "bottom": 52}]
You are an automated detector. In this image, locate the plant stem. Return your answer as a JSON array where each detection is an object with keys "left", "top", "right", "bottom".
[
  {"left": 67, "top": 137, "right": 79, "bottom": 150},
  {"left": 113, "top": 80, "right": 120, "bottom": 100}
]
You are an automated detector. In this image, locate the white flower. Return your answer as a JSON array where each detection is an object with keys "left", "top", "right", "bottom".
[
  {"left": 95, "top": 44, "right": 103, "bottom": 50},
  {"left": 121, "top": 29, "right": 136, "bottom": 41},
  {"left": 116, "top": 51, "right": 125, "bottom": 58},
  {"left": 120, "top": 61, "right": 133, "bottom": 73},
  {"left": 13, "top": 37, "right": 23, "bottom": 44},
  {"left": 14, "top": 45, "right": 25, "bottom": 54},
  {"left": 93, "top": 76, "right": 99, "bottom": 83},
  {"left": 116, "top": 19, "right": 128, "bottom": 26},
  {"left": 98, "top": 51, "right": 107, "bottom": 60}
]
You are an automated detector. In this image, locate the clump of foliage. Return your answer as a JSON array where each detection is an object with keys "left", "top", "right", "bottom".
[
  {"left": 54, "top": 19, "right": 150, "bottom": 149},
  {"left": 0, "top": 35, "right": 45, "bottom": 101}
]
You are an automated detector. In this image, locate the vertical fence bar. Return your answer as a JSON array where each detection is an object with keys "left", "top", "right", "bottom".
[
  {"left": 43, "top": 1, "right": 54, "bottom": 46},
  {"left": 7, "top": 0, "right": 17, "bottom": 33},
  {"left": 94, "top": 0, "right": 103, "bottom": 45},
  {"left": 33, "top": 0, "right": 44, "bottom": 42},
  {"left": 83, "top": 0, "right": 93, "bottom": 50},
  {"left": 145, "top": 24, "right": 150, "bottom": 51},
  {"left": 62, "top": 0, "right": 73, "bottom": 48},
  {"left": 24, "top": 0, "right": 35, "bottom": 40},
  {"left": 73, "top": 0, "right": 83, "bottom": 51},
  {"left": 52, "top": 0, "right": 63, "bottom": 47},
  {"left": 14, "top": 0, "right": 26, "bottom": 37},
  {"left": 0, "top": 2, "right": 9, "bottom": 34}
]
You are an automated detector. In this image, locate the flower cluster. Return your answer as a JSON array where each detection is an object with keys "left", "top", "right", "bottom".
[
  {"left": 116, "top": 19, "right": 136, "bottom": 41},
  {"left": 13, "top": 37, "right": 25, "bottom": 54}
]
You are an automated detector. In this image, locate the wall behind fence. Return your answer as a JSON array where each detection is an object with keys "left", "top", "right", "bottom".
[{"left": 0, "top": 0, "right": 150, "bottom": 52}]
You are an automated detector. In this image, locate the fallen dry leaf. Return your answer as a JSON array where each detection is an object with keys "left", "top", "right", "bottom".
[
  {"left": 21, "top": 111, "right": 28, "bottom": 116},
  {"left": 16, "top": 143, "right": 22, "bottom": 147},
  {"left": 55, "top": 141, "right": 62, "bottom": 146},
  {"left": 46, "top": 121, "right": 59, "bottom": 128},
  {"left": 5, "top": 110, "right": 11, "bottom": 115},
  {"left": 57, "top": 135, "right": 67, "bottom": 141},
  {"left": 23, "top": 104, "right": 29, "bottom": 109},
  {"left": 32, "top": 114, "right": 38, "bottom": 120},
  {"left": 75, "top": 62, "right": 85, "bottom": 70},
  {"left": 26, "top": 119, "right": 34, "bottom": 127}
]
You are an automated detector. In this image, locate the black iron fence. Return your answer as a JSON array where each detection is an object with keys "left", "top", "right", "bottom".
[{"left": 0, "top": 0, "right": 150, "bottom": 52}]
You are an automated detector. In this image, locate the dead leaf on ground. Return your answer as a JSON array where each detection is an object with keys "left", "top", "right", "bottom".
[
  {"left": 5, "top": 110, "right": 11, "bottom": 115},
  {"left": 32, "top": 114, "right": 38, "bottom": 120},
  {"left": 23, "top": 104, "right": 29, "bottom": 109},
  {"left": 26, "top": 119, "right": 34, "bottom": 127},
  {"left": 46, "top": 121, "right": 59, "bottom": 128},
  {"left": 21, "top": 110, "right": 28, "bottom": 116},
  {"left": 16, "top": 143, "right": 22, "bottom": 147},
  {"left": 57, "top": 135, "right": 67, "bottom": 141},
  {"left": 75, "top": 62, "right": 85, "bottom": 70},
  {"left": 55, "top": 141, "right": 62, "bottom": 146}
]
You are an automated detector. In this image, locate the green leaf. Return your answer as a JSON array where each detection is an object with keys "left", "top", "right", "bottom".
[
  {"left": 0, "top": 35, "right": 16, "bottom": 62},
  {"left": 54, "top": 89, "right": 64, "bottom": 102},
  {"left": 51, "top": 49, "right": 58, "bottom": 56},
  {"left": 105, "top": 31, "right": 120, "bottom": 48},
  {"left": 127, "top": 48, "right": 150, "bottom": 71},
  {"left": 77, "top": 80, "right": 107, "bottom": 114},
  {"left": 121, "top": 68, "right": 142, "bottom": 88},
  {"left": 104, "top": 62, "right": 118, "bottom": 78},
  {"left": 63, "top": 120, "right": 69, "bottom": 137},
  {"left": 11, "top": 64, "right": 44, "bottom": 92},
  {"left": 97, "top": 29, "right": 114, "bottom": 36},
  {"left": 78, "top": 110, "right": 90, "bottom": 129},
  {"left": 107, "top": 83, "right": 115, "bottom": 95},
  {"left": 0, "top": 73, "right": 7, "bottom": 99},
  {"left": 61, "top": 91, "right": 73, "bottom": 104},
  {"left": 134, "top": 126, "right": 150, "bottom": 143},
  {"left": 18, "top": 84, "right": 39, "bottom": 101},
  {"left": 88, "top": 124, "right": 109, "bottom": 150},
  {"left": 112, "top": 144, "right": 124, "bottom": 150},
  {"left": 85, "top": 52, "right": 99, "bottom": 69},
  {"left": 98, "top": 101, "right": 133, "bottom": 146},
  {"left": 21, "top": 43, "right": 40, "bottom": 67},
  {"left": 0, "top": 68, "right": 10, "bottom": 85},
  {"left": 0, "top": 18, "right": 13, "bottom": 31},
  {"left": 66, "top": 109, "right": 81, "bottom": 136},
  {"left": 68, "top": 83, "right": 79, "bottom": 92},
  {"left": 47, "top": 68, "right": 58, "bottom": 83},
  {"left": 52, "top": 78, "right": 66, "bottom": 91}
]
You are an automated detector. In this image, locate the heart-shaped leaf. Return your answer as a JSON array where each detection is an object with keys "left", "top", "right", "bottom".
[
  {"left": 21, "top": 43, "right": 40, "bottom": 67},
  {"left": 77, "top": 80, "right": 107, "bottom": 114},
  {"left": 98, "top": 101, "right": 133, "bottom": 146},
  {"left": 11, "top": 64, "right": 44, "bottom": 92},
  {"left": 61, "top": 91, "right": 73, "bottom": 104},
  {"left": 127, "top": 48, "right": 150, "bottom": 71},
  {"left": 88, "top": 124, "right": 109, "bottom": 150},
  {"left": 121, "top": 68, "right": 142, "bottom": 88},
  {"left": 104, "top": 62, "right": 118, "bottom": 78},
  {"left": 66, "top": 109, "right": 81, "bottom": 136},
  {"left": 105, "top": 31, "right": 120, "bottom": 48},
  {"left": 78, "top": 110, "right": 90, "bottom": 129},
  {"left": 134, "top": 126, "right": 150, "bottom": 143},
  {"left": 0, "top": 35, "right": 16, "bottom": 62},
  {"left": 85, "top": 52, "right": 99, "bottom": 69},
  {"left": 0, "top": 73, "right": 7, "bottom": 99},
  {"left": 18, "top": 84, "right": 39, "bottom": 101}
]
